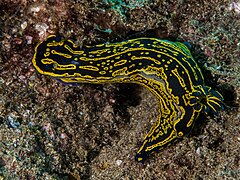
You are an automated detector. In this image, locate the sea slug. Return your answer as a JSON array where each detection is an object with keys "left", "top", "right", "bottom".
[{"left": 32, "top": 35, "right": 223, "bottom": 162}]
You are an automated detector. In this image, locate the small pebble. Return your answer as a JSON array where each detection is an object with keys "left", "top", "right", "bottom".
[{"left": 116, "top": 159, "right": 122, "bottom": 166}]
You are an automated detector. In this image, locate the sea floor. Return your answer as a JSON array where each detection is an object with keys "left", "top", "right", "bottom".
[{"left": 0, "top": 0, "right": 239, "bottom": 179}]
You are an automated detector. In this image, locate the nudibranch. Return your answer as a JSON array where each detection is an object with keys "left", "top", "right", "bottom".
[{"left": 32, "top": 35, "right": 224, "bottom": 163}]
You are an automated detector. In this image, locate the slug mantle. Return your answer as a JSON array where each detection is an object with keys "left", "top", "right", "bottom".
[{"left": 32, "top": 35, "right": 224, "bottom": 163}]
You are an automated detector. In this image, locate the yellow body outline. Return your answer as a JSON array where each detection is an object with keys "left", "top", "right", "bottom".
[{"left": 32, "top": 35, "right": 223, "bottom": 163}]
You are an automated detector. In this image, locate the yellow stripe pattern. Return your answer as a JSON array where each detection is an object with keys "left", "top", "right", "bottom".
[{"left": 32, "top": 35, "right": 223, "bottom": 163}]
